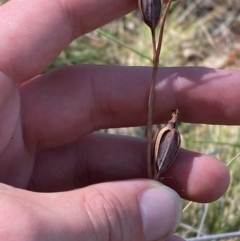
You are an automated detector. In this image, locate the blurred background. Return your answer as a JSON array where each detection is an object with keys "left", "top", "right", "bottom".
[{"left": 1, "top": 0, "right": 240, "bottom": 239}]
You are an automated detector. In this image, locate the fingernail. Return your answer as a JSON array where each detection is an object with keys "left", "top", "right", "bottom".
[{"left": 139, "top": 185, "right": 182, "bottom": 241}]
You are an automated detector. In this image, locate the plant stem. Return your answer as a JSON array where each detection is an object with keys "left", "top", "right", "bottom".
[
  {"left": 147, "top": 54, "right": 159, "bottom": 179},
  {"left": 147, "top": 0, "right": 173, "bottom": 179},
  {"left": 151, "top": 28, "right": 157, "bottom": 58}
]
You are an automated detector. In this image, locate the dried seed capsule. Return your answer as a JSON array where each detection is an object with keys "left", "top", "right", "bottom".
[
  {"left": 153, "top": 110, "right": 181, "bottom": 180},
  {"left": 138, "top": 0, "right": 163, "bottom": 30}
]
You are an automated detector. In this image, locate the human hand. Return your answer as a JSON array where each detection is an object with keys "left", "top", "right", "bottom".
[{"left": 0, "top": 0, "right": 235, "bottom": 240}]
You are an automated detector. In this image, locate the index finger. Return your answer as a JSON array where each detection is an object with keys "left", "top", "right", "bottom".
[
  {"left": 20, "top": 66, "right": 240, "bottom": 151},
  {"left": 0, "top": 0, "right": 137, "bottom": 82}
]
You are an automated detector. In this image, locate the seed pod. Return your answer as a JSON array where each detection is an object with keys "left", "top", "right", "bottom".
[
  {"left": 138, "top": 0, "right": 163, "bottom": 30},
  {"left": 153, "top": 110, "right": 181, "bottom": 180}
]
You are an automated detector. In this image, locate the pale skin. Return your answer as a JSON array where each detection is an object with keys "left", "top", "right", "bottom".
[{"left": 0, "top": 0, "right": 236, "bottom": 240}]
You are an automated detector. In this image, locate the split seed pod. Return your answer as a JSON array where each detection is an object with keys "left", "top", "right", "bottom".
[
  {"left": 138, "top": 0, "right": 163, "bottom": 30},
  {"left": 153, "top": 110, "right": 181, "bottom": 180}
]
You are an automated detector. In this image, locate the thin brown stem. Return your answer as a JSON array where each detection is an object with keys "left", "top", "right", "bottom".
[
  {"left": 147, "top": 0, "right": 173, "bottom": 179},
  {"left": 147, "top": 56, "right": 158, "bottom": 179},
  {"left": 147, "top": 28, "right": 157, "bottom": 179},
  {"left": 151, "top": 28, "right": 157, "bottom": 59},
  {"left": 156, "top": 0, "right": 173, "bottom": 60}
]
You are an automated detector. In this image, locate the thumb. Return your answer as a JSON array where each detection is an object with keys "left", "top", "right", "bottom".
[{"left": 46, "top": 180, "right": 182, "bottom": 241}]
